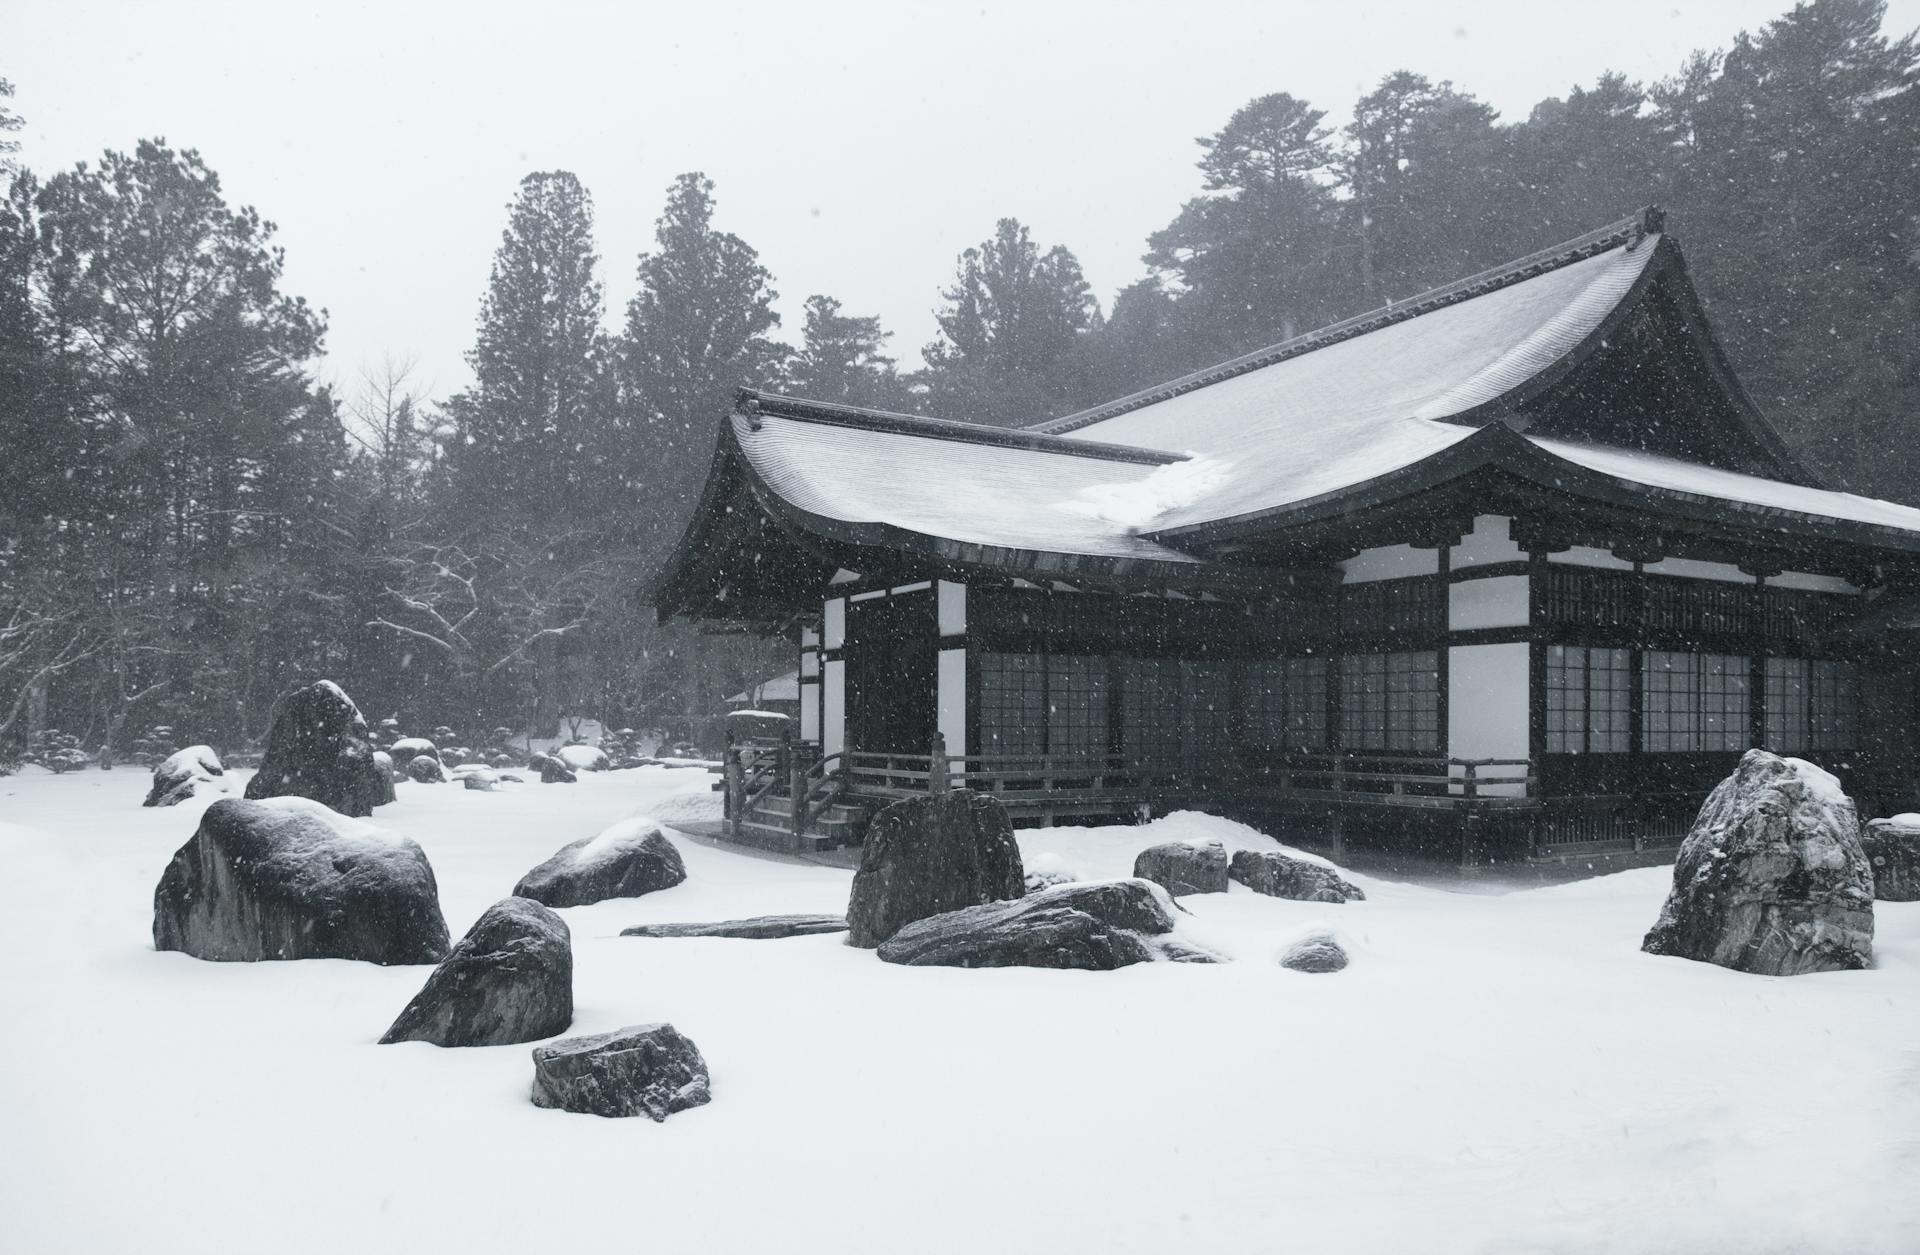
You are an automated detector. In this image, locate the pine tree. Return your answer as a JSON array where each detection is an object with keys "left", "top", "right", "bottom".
[
  {"left": 920, "top": 217, "right": 1099, "bottom": 425},
  {"left": 788, "top": 294, "right": 903, "bottom": 408},
  {"left": 618, "top": 172, "right": 785, "bottom": 546},
  {"left": 442, "top": 171, "right": 609, "bottom": 530},
  {"left": 1345, "top": 73, "right": 1513, "bottom": 301}
]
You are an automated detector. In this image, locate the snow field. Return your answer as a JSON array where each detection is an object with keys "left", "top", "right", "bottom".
[{"left": 1, "top": 767, "right": 1917, "bottom": 1254}]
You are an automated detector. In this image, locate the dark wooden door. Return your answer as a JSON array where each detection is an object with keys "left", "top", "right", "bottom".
[{"left": 845, "top": 593, "right": 937, "bottom": 755}]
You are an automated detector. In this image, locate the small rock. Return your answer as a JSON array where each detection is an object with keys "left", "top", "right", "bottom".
[
  {"left": 144, "top": 744, "right": 226, "bottom": 808},
  {"left": 406, "top": 754, "right": 450, "bottom": 784},
  {"left": 514, "top": 819, "right": 687, "bottom": 908},
  {"left": 389, "top": 737, "right": 439, "bottom": 763},
  {"left": 530, "top": 1024, "right": 711, "bottom": 1120},
  {"left": 1229, "top": 850, "right": 1365, "bottom": 903},
  {"left": 1134, "top": 837, "right": 1230, "bottom": 896},
  {"left": 555, "top": 744, "right": 609, "bottom": 773},
  {"left": 1023, "top": 852, "right": 1079, "bottom": 894},
  {"left": 621, "top": 914, "right": 848, "bottom": 939},
  {"left": 380, "top": 897, "right": 572, "bottom": 1046},
  {"left": 462, "top": 768, "right": 500, "bottom": 792},
  {"left": 1862, "top": 816, "right": 1920, "bottom": 902},
  {"left": 1280, "top": 931, "right": 1349, "bottom": 973}
]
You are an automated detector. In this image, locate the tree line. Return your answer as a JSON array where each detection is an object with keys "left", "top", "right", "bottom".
[{"left": 1, "top": 0, "right": 1915, "bottom": 762}]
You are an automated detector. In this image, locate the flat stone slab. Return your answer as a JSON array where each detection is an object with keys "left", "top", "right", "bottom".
[{"left": 621, "top": 914, "right": 848, "bottom": 939}]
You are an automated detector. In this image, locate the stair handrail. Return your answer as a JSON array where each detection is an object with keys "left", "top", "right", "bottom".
[{"left": 795, "top": 750, "right": 847, "bottom": 838}]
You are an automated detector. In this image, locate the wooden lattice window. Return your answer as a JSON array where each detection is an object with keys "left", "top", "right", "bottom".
[
  {"left": 1339, "top": 651, "right": 1439, "bottom": 752},
  {"left": 1245, "top": 656, "right": 1329, "bottom": 751},
  {"left": 1545, "top": 645, "right": 1631, "bottom": 754},
  {"left": 1764, "top": 657, "right": 1859, "bottom": 752},
  {"left": 1642, "top": 650, "right": 1749, "bottom": 752}
]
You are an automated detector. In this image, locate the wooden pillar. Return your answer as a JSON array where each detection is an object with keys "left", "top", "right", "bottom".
[
  {"left": 724, "top": 729, "right": 743, "bottom": 841},
  {"left": 928, "top": 729, "right": 949, "bottom": 796}
]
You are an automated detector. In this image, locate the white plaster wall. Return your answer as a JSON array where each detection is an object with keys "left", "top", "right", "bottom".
[
  {"left": 1447, "top": 642, "right": 1529, "bottom": 797},
  {"left": 937, "top": 648, "right": 967, "bottom": 776},
  {"left": 937, "top": 581, "right": 967, "bottom": 637},
  {"left": 1341, "top": 543, "right": 1440, "bottom": 583},
  {"left": 1451, "top": 515, "right": 1523, "bottom": 570},
  {"left": 1449, "top": 575, "right": 1529, "bottom": 631},
  {"left": 799, "top": 683, "right": 820, "bottom": 742},
  {"left": 1548, "top": 545, "right": 1634, "bottom": 570},
  {"left": 824, "top": 597, "right": 846, "bottom": 650},
  {"left": 822, "top": 659, "right": 846, "bottom": 757},
  {"left": 1643, "top": 557, "right": 1751, "bottom": 584}
]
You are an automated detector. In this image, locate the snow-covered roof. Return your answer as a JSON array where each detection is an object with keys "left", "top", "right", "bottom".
[
  {"left": 1530, "top": 438, "right": 1920, "bottom": 540},
  {"left": 726, "top": 671, "right": 801, "bottom": 705},
  {"left": 656, "top": 209, "right": 1920, "bottom": 622},
  {"left": 732, "top": 406, "right": 1202, "bottom": 564}
]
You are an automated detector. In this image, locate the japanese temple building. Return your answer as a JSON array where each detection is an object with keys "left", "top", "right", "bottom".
[{"left": 656, "top": 208, "right": 1920, "bottom": 864}]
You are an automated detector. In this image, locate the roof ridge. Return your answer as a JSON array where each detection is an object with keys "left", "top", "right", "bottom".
[
  {"left": 1032, "top": 205, "right": 1667, "bottom": 437},
  {"left": 735, "top": 387, "right": 1186, "bottom": 467}
]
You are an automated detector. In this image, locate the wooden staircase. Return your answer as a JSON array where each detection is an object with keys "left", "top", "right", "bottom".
[{"left": 734, "top": 792, "right": 872, "bottom": 853}]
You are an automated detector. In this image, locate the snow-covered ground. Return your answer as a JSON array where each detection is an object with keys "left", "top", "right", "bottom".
[{"left": 2, "top": 766, "right": 1917, "bottom": 1255}]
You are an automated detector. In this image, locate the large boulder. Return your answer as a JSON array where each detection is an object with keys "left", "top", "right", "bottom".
[
  {"left": 462, "top": 768, "right": 500, "bottom": 792},
  {"left": 143, "top": 744, "right": 227, "bottom": 808},
  {"left": 243, "top": 680, "right": 390, "bottom": 817},
  {"left": 1134, "top": 837, "right": 1230, "bottom": 896},
  {"left": 153, "top": 797, "right": 450, "bottom": 964},
  {"left": 621, "top": 914, "right": 848, "bottom": 940},
  {"left": 514, "top": 819, "right": 687, "bottom": 908},
  {"left": 1643, "top": 750, "right": 1874, "bottom": 975},
  {"left": 1861, "top": 815, "right": 1920, "bottom": 902},
  {"left": 530, "top": 1024, "right": 711, "bottom": 1120},
  {"left": 405, "top": 754, "right": 449, "bottom": 784},
  {"left": 540, "top": 758, "right": 578, "bottom": 784},
  {"left": 1229, "top": 849, "right": 1365, "bottom": 903},
  {"left": 876, "top": 878, "right": 1219, "bottom": 969},
  {"left": 380, "top": 898, "right": 572, "bottom": 1046},
  {"left": 847, "top": 790, "right": 1024, "bottom": 948}
]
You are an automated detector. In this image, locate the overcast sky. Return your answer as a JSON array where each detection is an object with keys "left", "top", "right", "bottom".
[{"left": 11, "top": 0, "right": 1919, "bottom": 404}]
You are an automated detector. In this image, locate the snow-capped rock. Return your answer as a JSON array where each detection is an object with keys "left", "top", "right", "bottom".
[
  {"left": 513, "top": 819, "right": 687, "bottom": 908},
  {"left": 153, "top": 797, "right": 450, "bottom": 964},
  {"left": 1229, "top": 849, "right": 1365, "bottom": 903},
  {"left": 530, "top": 1023, "right": 711, "bottom": 1120},
  {"left": 405, "top": 754, "right": 449, "bottom": 784},
  {"left": 380, "top": 897, "right": 572, "bottom": 1047},
  {"left": 555, "top": 744, "right": 609, "bottom": 773},
  {"left": 1643, "top": 750, "right": 1873, "bottom": 975},
  {"left": 143, "top": 744, "right": 227, "bottom": 808},
  {"left": 1863, "top": 815, "right": 1920, "bottom": 902},
  {"left": 1022, "top": 851, "right": 1080, "bottom": 894},
  {"left": 539, "top": 758, "right": 577, "bottom": 784},
  {"left": 847, "top": 790, "right": 1024, "bottom": 948},
  {"left": 1133, "top": 836, "right": 1229, "bottom": 896},
  {"left": 876, "top": 878, "right": 1219, "bottom": 969},
  {"left": 243, "top": 680, "right": 390, "bottom": 818},
  {"left": 1280, "top": 929, "right": 1349, "bottom": 973},
  {"left": 389, "top": 737, "right": 438, "bottom": 763}
]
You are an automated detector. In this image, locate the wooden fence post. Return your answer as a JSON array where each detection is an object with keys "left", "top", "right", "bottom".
[
  {"left": 928, "top": 730, "right": 949, "bottom": 796},
  {"left": 724, "top": 729, "right": 743, "bottom": 841}
]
